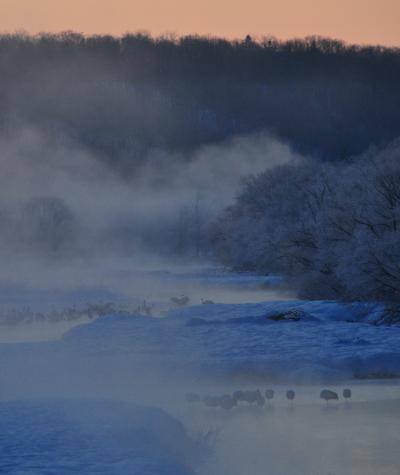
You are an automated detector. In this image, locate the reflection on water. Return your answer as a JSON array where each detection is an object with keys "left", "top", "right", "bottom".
[
  {"left": 173, "top": 382, "right": 400, "bottom": 475},
  {"left": 0, "top": 264, "right": 398, "bottom": 474},
  {"left": 141, "top": 268, "right": 294, "bottom": 307}
]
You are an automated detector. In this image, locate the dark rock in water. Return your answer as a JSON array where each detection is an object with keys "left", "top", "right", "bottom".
[
  {"left": 269, "top": 309, "right": 308, "bottom": 322},
  {"left": 320, "top": 389, "right": 339, "bottom": 402},
  {"left": 343, "top": 388, "right": 352, "bottom": 399}
]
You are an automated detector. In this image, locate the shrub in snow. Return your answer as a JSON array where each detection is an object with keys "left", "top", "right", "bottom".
[
  {"left": 20, "top": 196, "right": 78, "bottom": 254},
  {"left": 268, "top": 309, "right": 307, "bottom": 322}
]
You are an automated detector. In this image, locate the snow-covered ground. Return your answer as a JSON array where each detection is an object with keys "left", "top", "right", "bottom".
[
  {"left": 0, "top": 267, "right": 289, "bottom": 342},
  {"left": 0, "top": 268, "right": 399, "bottom": 474},
  {"left": 47, "top": 297, "right": 397, "bottom": 383},
  {"left": 0, "top": 399, "right": 204, "bottom": 475}
]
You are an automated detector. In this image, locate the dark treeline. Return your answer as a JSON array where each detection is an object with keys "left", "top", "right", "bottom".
[
  {"left": 2, "top": 31, "right": 400, "bottom": 306},
  {"left": 1, "top": 32, "right": 400, "bottom": 173}
]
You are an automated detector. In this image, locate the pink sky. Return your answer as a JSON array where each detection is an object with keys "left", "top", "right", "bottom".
[{"left": 1, "top": 0, "right": 400, "bottom": 46}]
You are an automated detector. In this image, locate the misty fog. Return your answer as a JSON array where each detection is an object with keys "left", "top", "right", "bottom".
[
  {"left": 0, "top": 123, "right": 297, "bottom": 337},
  {"left": 0, "top": 32, "right": 400, "bottom": 475},
  {"left": 0, "top": 125, "right": 297, "bottom": 265}
]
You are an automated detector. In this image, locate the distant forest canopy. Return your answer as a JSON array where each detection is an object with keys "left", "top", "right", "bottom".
[
  {"left": 1, "top": 32, "right": 400, "bottom": 173},
  {"left": 2, "top": 31, "right": 400, "bottom": 286}
]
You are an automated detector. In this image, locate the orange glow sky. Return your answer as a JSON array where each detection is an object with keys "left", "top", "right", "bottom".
[{"left": 1, "top": 0, "right": 400, "bottom": 46}]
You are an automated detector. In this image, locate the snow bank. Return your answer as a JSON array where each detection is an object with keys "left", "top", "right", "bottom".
[
  {"left": 0, "top": 399, "right": 201, "bottom": 475},
  {"left": 0, "top": 297, "right": 398, "bottom": 389},
  {"left": 57, "top": 299, "right": 400, "bottom": 382}
]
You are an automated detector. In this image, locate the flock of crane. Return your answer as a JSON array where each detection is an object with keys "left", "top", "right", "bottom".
[{"left": 186, "top": 388, "right": 352, "bottom": 409}]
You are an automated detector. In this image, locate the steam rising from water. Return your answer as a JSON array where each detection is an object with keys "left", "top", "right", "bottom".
[
  {"left": 0, "top": 125, "right": 299, "bottom": 267},
  {"left": 1, "top": 125, "right": 398, "bottom": 475},
  {"left": 194, "top": 396, "right": 400, "bottom": 475},
  {"left": 0, "top": 124, "right": 299, "bottom": 331}
]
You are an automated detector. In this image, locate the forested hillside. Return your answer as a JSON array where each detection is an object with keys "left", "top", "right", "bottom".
[
  {"left": 1, "top": 32, "right": 400, "bottom": 172},
  {"left": 2, "top": 32, "right": 400, "bottom": 301}
]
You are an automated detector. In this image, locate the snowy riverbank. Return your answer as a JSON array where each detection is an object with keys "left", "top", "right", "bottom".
[
  {"left": 54, "top": 298, "right": 398, "bottom": 383},
  {"left": 0, "top": 399, "right": 204, "bottom": 475},
  {"left": 1, "top": 270, "right": 400, "bottom": 475}
]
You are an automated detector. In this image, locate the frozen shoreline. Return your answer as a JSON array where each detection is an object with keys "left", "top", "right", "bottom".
[{"left": 1, "top": 267, "right": 399, "bottom": 475}]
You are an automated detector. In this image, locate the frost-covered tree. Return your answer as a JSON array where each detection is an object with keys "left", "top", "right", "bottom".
[
  {"left": 214, "top": 141, "right": 400, "bottom": 304},
  {"left": 21, "top": 196, "right": 77, "bottom": 254}
]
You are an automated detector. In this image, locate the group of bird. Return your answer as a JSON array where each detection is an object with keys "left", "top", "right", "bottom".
[{"left": 186, "top": 388, "right": 352, "bottom": 409}]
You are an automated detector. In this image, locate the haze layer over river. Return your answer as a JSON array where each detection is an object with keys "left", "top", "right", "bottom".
[
  {"left": 0, "top": 265, "right": 399, "bottom": 475},
  {"left": 0, "top": 262, "right": 291, "bottom": 343}
]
